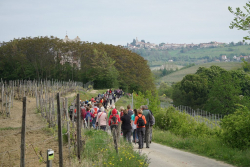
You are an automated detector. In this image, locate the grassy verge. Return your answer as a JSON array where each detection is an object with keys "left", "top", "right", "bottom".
[
  {"left": 79, "top": 89, "right": 107, "bottom": 102},
  {"left": 152, "top": 128, "right": 250, "bottom": 167},
  {"left": 115, "top": 95, "right": 132, "bottom": 110},
  {"left": 72, "top": 130, "right": 149, "bottom": 167}
]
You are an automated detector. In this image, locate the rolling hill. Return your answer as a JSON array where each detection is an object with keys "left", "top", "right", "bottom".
[{"left": 156, "top": 62, "right": 242, "bottom": 84}]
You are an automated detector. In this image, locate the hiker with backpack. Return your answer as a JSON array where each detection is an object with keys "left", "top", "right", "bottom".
[
  {"left": 142, "top": 105, "right": 153, "bottom": 148},
  {"left": 96, "top": 106, "right": 107, "bottom": 131},
  {"left": 108, "top": 108, "right": 121, "bottom": 145},
  {"left": 134, "top": 109, "right": 146, "bottom": 149},
  {"left": 131, "top": 109, "right": 139, "bottom": 143},
  {"left": 90, "top": 104, "right": 97, "bottom": 129},
  {"left": 120, "top": 109, "right": 132, "bottom": 143},
  {"left": 84, "top": 107, "right": 94, "bottom": 128}
]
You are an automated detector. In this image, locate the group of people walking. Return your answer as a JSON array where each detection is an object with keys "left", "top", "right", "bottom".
[{"left": 68, "top": 89, "right": 154, "bottom": 149}]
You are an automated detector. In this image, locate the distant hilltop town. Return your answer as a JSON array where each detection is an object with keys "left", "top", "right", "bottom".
[{"left": 126, "top": 37, "right": 225, "bottom": 50}]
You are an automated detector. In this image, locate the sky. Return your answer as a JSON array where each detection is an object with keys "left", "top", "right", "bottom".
[{"left": 0, "top": 0, "right": 249, "bottom": 46}]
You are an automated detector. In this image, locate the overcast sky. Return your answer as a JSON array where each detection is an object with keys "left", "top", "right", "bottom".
[{"left": 0, "top": 0, "right": 248, "bottom": 45}]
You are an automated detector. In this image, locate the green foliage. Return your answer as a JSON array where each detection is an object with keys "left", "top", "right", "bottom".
[
  {"left": 78, "top": 130, "right": 149, "bottom": 167},
  {"left": 158, "top": 82, "right": 173, "bottom": 97},
  {"left": 0, "top": 36, "right": 155, "bottom": 93},
  {"left": 228, "top": 2, "right": 250, "bottom": 41},
  {"left": 204, "top": 71, "right": 242, "bottom": 115},
  {"left": 133, "top": 90, "right": 160, "bottom": 113},
  {"left": 154, "top": 107, "right": 220, "bottom": 138},
  {"left": 172, "top": 65, "right": 250, "bottom": 114},
  {"left": 221, "top": 105, "right": 250, "bottom": 149}
]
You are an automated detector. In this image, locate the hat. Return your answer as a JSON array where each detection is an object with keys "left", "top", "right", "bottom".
[
  {"left": 101, "top": 107, "right": 105, "bottom": 112},
  {"left": 112, "top": 108, "right": 117, "bottom": 115}
]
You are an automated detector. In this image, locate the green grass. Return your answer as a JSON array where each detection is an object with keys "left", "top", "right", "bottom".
[
  {"left": 0, "top": 127, "right": 21, "bottom": 131},
  {"left": 79, "top": 89, "right": 106, "bottom": 102},
  {"left": 157, "top": 62, "right": 242, "bottom": 83},
  {"left": 71, "top": 130, "right": 149, "bottom": 167},
  {"left": 167, "top": 45, "right": 250, "bottom": 59},
  {"left": 152, "top": 128, "right": 250, "bottom": 167},
  {"left": 115, "top": 95, "right": 132, "bottom": 110}
]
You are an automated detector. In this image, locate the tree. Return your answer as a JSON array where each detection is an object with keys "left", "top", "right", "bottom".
[
  {"left": 204, "top": 72, "right": 241, "bottom": 115},
  {"left": 228, "top": 2, "right": 250, "bottom": 41}
]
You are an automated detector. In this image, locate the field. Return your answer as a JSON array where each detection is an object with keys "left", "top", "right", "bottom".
[
  {"left": 167, "top": 45, "right": 250, "bottom": 58},
  {"left": 157, "top": 62, "right": 242, "bottom": 84},
  {"left": 150, "top": 64, "right": 184, "bottom": 71}
]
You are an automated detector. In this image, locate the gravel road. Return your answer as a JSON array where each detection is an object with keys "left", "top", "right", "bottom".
[{"left": 133, "top": 142, "right": 235, "bottom": 167}]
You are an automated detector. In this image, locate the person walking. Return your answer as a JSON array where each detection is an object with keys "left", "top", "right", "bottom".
[
  {"left": 131, "top": 109, "right": 138, "bottom": 143},
  {"left": 134, "top": 109, "right": 146, "bottom": 149},
  {"left": 108, "top": 92, "right": 113, "bottom": 106},
  {"left": 96, "top": 107, "right": 107, "bottom": 131},
  {"left": 142, "top": 105, "right": 153, "bottom": 148},
  {"left": 108, "top": 108, "right": 120, "bottom": 148},
  {"left": 120, "top": 109, "right": 132, "bottom": 143},
  {"left": 84, "top": 107, "right": 94, "bottom": 128},
  {"left": 127, "top": 105, "right": 133, "bottom": 117}
]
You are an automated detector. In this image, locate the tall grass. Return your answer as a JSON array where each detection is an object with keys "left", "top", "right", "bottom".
[
  {"left": 71, "top": 130, "right": 149, "bottom": 167},
  {"left": 152, "top": 128, "right": 250, "bottom": 167}
]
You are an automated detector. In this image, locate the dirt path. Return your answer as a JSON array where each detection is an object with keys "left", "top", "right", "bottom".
[
  {"left": 133, "top": 142, "right": 235, "bottom": 167},
  {"left": 0, "top": 93, "right": 76, "bottom": 167}
]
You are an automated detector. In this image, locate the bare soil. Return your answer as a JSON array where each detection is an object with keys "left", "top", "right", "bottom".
[{"left": 0, "top": 93, "right": 76, "bottom": 167}]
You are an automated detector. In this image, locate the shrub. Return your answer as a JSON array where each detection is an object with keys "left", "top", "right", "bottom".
[
  {"left": 155, "top": 107, "right": 220, "bottom": 138},
  {"left": 220, "top": 105, "right": 250, "bottom": 149}
]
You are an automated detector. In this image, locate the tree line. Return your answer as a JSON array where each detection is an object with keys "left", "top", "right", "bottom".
[
  {"left": 0, "top": 36, "right": 155, "bottom": 93},
  {"left": 171, "top": 65, "right": 250, "bottom": 115}
]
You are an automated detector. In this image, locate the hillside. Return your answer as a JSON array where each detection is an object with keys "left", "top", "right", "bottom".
[
  {"left": 157, "top": 62, "right": 242, "bottom": 84},
  {"left": 134, "top": 45, "right": 250, "bottom": 67}
]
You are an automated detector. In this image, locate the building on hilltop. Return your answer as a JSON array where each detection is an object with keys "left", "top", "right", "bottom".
[
  {"left": 63, "top": 35, "right": 81, "bottom": 42},
  {"left": 54, "top": 35, "right": 81, "bottom": 69},
  {"left": 126, "top": 37, "right": 225, "bottom": 50}
]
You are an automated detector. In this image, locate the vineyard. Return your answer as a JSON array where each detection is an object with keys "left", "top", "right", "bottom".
[{"left": 0, "top": 79, "right": 83, "bottom": 167}]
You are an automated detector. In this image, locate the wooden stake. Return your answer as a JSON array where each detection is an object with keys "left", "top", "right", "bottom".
[
  {"left": 77, "top": 94, "right": 81, "bottom": 160},
  {"left": 20, "top": 97, "right": 26, "bottom": 167},
  {"left": 57, "top": 93, "right": 63, "bottom": 167}
]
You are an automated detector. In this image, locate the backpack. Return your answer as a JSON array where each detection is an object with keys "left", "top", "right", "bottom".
[
  {"left": 110, "top": 115, "right": 118, "bottom": 125},
  {"left": 86, "top": 112, "right": 91, "bottom": 122},
  {"left": 137, "top": 115, "right": 145, "bottom": 127},
  {"left": 150, "top": 115, "right": 155, "bottom": 126}
]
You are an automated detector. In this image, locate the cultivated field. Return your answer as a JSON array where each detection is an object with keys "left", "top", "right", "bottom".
[{"left": 157, "top": 62, "right": 242, "bottom": 83}]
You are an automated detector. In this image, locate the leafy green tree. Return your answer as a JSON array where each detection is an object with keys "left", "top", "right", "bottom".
[
  {"left": 228, "top": 2, "right": 250, "bottom": 41},
  {"left": 179, "top": 74, "right": 208, "bottom": 109},
  {"left": 204, "top": 72, "right": 241, "bottom": 115}
]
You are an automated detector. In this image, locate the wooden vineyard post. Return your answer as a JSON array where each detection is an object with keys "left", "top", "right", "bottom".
[
  {"left": 49, "top": 98, "right": 51, "bottom": 128},
  {"left": 20, "top": 97, "right": 26, "bottom": 167},
  {"left": 1, "top": 84, "right": 3, "bottom": 113},
  {"left": 77, "top": 94, "right": 81, "bottom": 160},
  {"left": 57, "top": 93, "right": 63, "bottom": 167},
  {"left": 65, "top": 98, "right": 71, "bottom": 166},
  {"left": 8, "top": 93, "right": 11, "bottom": 117},
  {"left": 5, "top": 95, "right": 8, "bottom": 117}
]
